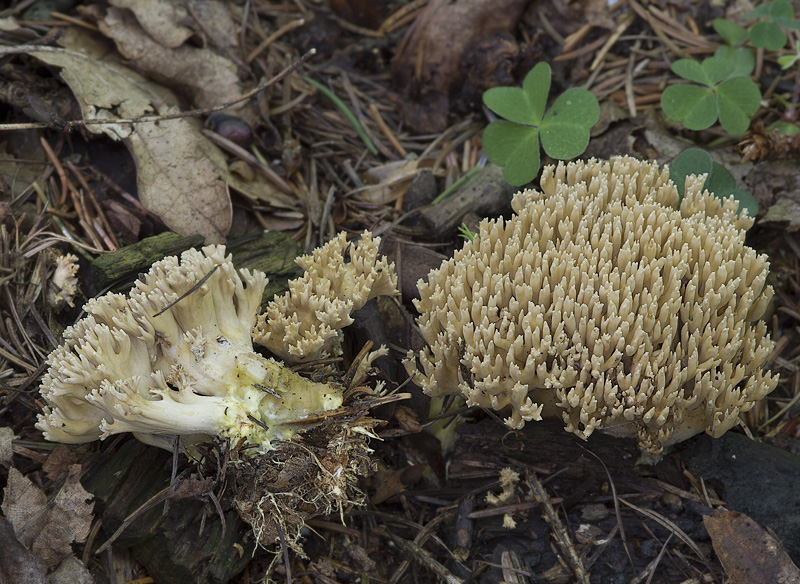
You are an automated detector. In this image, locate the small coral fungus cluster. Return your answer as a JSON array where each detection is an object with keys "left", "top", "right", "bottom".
[
  {"left": 37, "top": 231, "right": 397, "bottom": 548},
  {"left": 405, "top": 157, "right": 778, "bottom": 455}
]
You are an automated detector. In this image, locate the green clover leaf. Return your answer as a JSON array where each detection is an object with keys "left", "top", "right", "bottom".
[
  {"left": 716, "top": 76, "right": 762, "bottom": 135},
  {"left": 482, "top": 63, "right": 599, "bottom": 186},
  {"left": 540, "top": 88, "right": 599, "bottom": 159},
  {"left": 669, "top": 148, "right": 713, "bottom": 200},
  {"left": 661, "top": 56, "right": 761, "bottom": 135},
  {"left": 482, "top": 121, "right": 541, "bottom": 186},
  {"left": 745, "top": 0, "right": 800, "bottom": 48},
  {"left": 714, "top": 45, "right": 755, "bottom": 77},
  {"left": 712, "top": 18, "right": 748, "bottom": 46},
  {"left": 483, "top": 63, "right": 550, "bottom": 125},
  {"left": 749, "top": 20, "right": 786, "bottom": 49},
  {"left": 661, "top": 85, "right": 717, "bottom": 130}
]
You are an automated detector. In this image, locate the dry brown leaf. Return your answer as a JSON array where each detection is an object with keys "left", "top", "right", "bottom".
[
  {"left": 129, "top": 114, "right": 231, "bottom": 241},
  {"left": 0, "top": 516, "right": 46, "bottom": 584},
  {"left": 0, "top": 43, "right": 233, "bottom": 242},
  {"left": 358, "top": 159, "right": 426, "bottom": 204},
  {"left": 46, "top": 556, "right": 94, "bottom": 584},
  {"left": 2, "top": 467, "right": 47, "bottom": 533},
  {"left": 0, "top": 426, "right": 15, "bottom": 465},
  {"left": 109, "top": 0, "right": 193, "bottom": 48},
  {"left": 0, "top": 16, "right": 24, "bottom": 32},
  {"left": 99, "top": 7, "right": 241, "bottom": 111},
  {"left": 40, "top": 445, "right": 80, "bottom": 482},
  {"left": 2, "top": 465, "right": 93, "bottom": 569},
  {"left": 212, "top": 158, "right": 299, "bottom": 209},
  {"left": 393, "top": 0, "right": 529, "bottom": 132},
  {"left": 567, "top": 0, "right": 617, "bottom": 30},
  {"left": 371, "top": 464, "right": 425, "bottom": 505},
  {"left": 704, "top": 509, "right": 800, "bottom": 584},
  {"left": 108, "top": 0, "right": 238, "bottom": 53},
  {"left": 184, "top": 0, "right": 238, "bottom": 52}
]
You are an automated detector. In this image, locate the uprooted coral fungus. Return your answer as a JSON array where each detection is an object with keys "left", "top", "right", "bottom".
[
  {"left": 37, "top": 245, "right": 344, "bottom": 453},
  {"left": 405, "top": 157, "right": 778, "bottom": 455},
  {"left": 38, "top": 235, "right": 397, "bottom": 453},
  {"left": 37, "top": 236, "right": 398, "bottom": 551}
]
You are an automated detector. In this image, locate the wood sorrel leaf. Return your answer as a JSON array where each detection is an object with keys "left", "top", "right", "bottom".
[
  {"left": 482, "top": 120, "right": 540, "bottom": 186},
  {"left": 669, "top": 148, "right": 712, "bottom": 199},
  {"left": 483, "top": 62, "right": 550, "bottom": 126},
  {"left": 661, "top": 85, "right": 717, "bottom": 130},
  {"left": 717, "top": 76, "right": 761, "bottom": 135},
  {"left": 540, "top": 88, "right": 599, "bottom": 159}
]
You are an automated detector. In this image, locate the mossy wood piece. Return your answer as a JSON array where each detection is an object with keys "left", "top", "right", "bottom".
[
  {"left": 90, "top": 232, "right": 205, "bottom": 294},
  {"left": 89, "top": 230, "right": 303, "bottom": 304},
  {"left": 81, "top": 440, "right": 254, "bottom": 584},
  {"left": 227, "top": 230, "right": 304, "bottom": 305}
]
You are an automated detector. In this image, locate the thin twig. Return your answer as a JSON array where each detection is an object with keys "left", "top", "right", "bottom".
[{"left": 0, "top": 49, "right": 316, "bottom": 132}]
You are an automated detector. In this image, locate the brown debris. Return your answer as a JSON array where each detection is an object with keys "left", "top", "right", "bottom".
[
  {"left": 704, "top": 509, "right": 800, "bottom": 584},
  {"left": 392, "top": 0, "right": 529, "bottom": 132}
]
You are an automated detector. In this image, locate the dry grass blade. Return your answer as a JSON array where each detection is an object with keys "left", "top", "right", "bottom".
[
  {"left": 631, "top": 533, "right": 674, "bottom": 584},
  {"left": 380, "top": 527, "right": 463, "bottom": 584},
  {"left": 579, "top": 444, "right": 636, "bottom": 573},
  {"left": 618, "top": 498, "right": 722, "bottom": 583}
]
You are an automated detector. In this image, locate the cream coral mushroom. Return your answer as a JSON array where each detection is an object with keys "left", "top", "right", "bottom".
[
  {"left": 405, "top": 157, "right": 778, "bottom": 454},
  {"left": 47, "top": 252, "right": 80, "bottom": 309},
  {"left": 37, "top": 245, "right": 342, "bottom": 453},
  {"left": 254, "top": 230, "right": 398, "bottom": 362}
]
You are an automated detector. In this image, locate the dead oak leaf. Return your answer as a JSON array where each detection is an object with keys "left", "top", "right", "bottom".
[
  {"left": 0, "top": 426, "right": 15, "bottom": 465},
  {"left": 129, "top": 114, "right": 231, "bottom": 241},
  {"left": 109, "top": 0, "right": 193, "bottom": 49}
]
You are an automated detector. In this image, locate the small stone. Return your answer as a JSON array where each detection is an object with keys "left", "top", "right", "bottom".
[{"left": 580, "top": 503, "right": 609, "bottom": 522}]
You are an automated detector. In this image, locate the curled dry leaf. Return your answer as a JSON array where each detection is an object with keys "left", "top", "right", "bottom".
[
  {"left": 129, "top": 114, "right": 230, "bottom": 242},
  {"left": 0, "top": 43, "right": 232, "bottom": 242},
  {"left": 109, "top": 0, "right": 193, "bottom": 48},
  {"left": 99, "top": 6, "right": 242, "bottom": 112},
  {"left": 109, "top": 0, "right": 238, "bottom": 53},
  {"left": 0, "top": 425, "right": 16, "bottom": 465}
]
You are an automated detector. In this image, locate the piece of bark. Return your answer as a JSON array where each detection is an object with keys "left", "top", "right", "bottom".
[
  {"left": 454, "top": 498, "right": 475, "bottom": 561},
  {"left": 89, "top": 230, "right": 302, "bottom": 303},
  {"left": 682, "top": 432, "right": 800, "bottom": 564},
  {"left": 89, "top": 232, "right": 204, "bottom": 294},
  {"left": 418, "top": 163, "right": 515, "bottom": 236},
  {"left": 383, "top": 238, "right": 447, "bottom": 302},
  {"left": 80, "top": 440, "right": 253, "bottom": 584}
]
